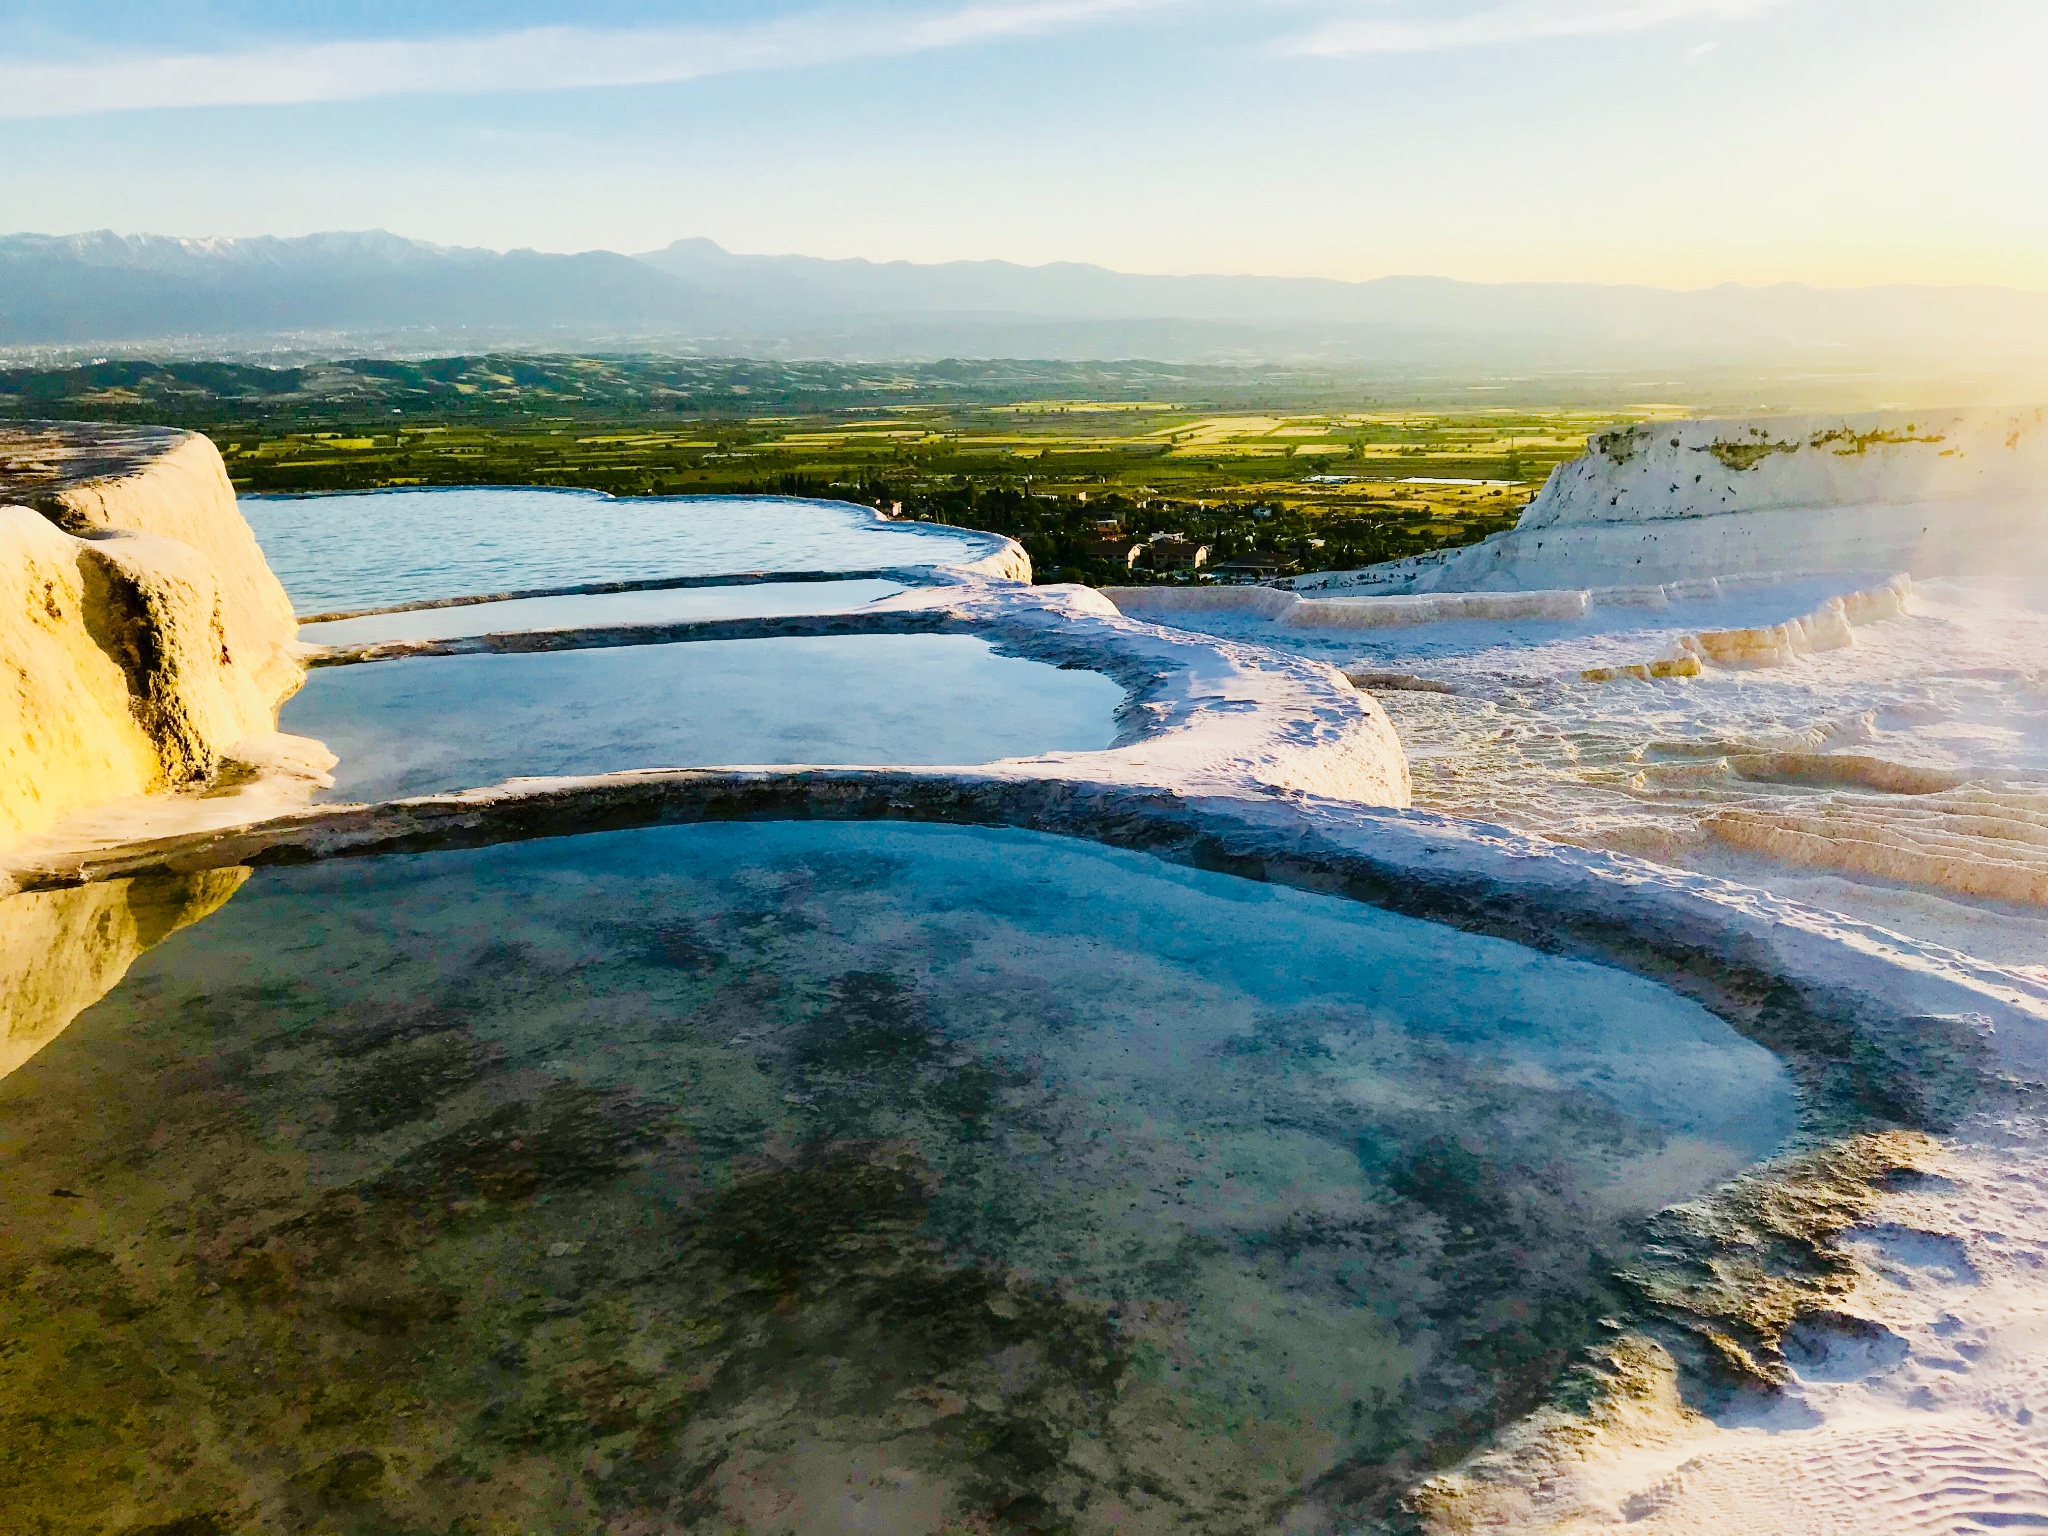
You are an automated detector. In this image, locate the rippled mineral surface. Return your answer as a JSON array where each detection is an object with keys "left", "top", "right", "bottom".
[
  {"left": 1157, "top": 575, "right": 2048, "bottom": 967},
  {"left": 0, "top": 822, "right": 1796, "bottom": 1534}
]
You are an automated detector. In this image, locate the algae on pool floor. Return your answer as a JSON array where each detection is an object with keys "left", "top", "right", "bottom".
[{"left": 0, "top": 823, "right": 1796, "bottom": 1534}]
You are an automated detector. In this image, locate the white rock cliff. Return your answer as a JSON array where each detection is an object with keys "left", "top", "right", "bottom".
[
  {"left": 1299, "top": 408, "right": 2048, "bottom": 594},
  {"left": 0, "top": 424, "right": 303, "bottom": 842}
]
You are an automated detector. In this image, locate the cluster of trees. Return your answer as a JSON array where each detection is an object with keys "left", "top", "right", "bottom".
[{"left": 833, "top": 475, "right": 1518, "bottom": 585}]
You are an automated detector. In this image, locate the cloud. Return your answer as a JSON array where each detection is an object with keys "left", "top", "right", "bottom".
[
  {"left": 0, "top": 0, "right": 1172, "bottom": 120},
  {"left": 1285, "top": 0, "right": 1791, "bottom": 57}
]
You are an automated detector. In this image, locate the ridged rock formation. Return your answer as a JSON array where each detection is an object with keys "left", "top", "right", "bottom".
[
  {"left": 1706, "top": 785, "right": 2048, "bottom": 908},
  {"left": 1, "top": 423, "right": 301, "bottom": 841}
]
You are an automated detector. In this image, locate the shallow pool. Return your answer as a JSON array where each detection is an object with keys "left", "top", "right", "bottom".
[
  {"left": 283, "top": 634, "right": 1124, "bottom": 800},
  {"left": 243, "top": 488, "right": 1009, "bottom": 612},
  {"left": 296, "top": 578, "right": 907, "bottom": 645},
  {"left": 0, "top": 822, "right": 1796, "bottom": 1533}
]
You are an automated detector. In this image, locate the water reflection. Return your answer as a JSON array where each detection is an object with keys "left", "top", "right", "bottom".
[
  {"left": 0, "top": 825, "right": 1796, "bottom": 1532},
  {"left": 283, "top": 636, "right": 1127, "bottom": 802},
  {"left": 0, "top": 869, "right": 246, "bottom": 1081}
]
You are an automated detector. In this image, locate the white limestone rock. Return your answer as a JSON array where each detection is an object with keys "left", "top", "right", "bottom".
[
  {"left": 1299, "top": 409, "right": 2048, "bottom": 595},
  {"left": 0, "top": 425, "right": 303, "bottom": 842},
  {"left": 1706, "top": 784, "right": 2048, "bottom": 909}
]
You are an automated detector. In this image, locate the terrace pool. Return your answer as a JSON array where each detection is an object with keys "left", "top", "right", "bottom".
[
  {"left": 0, "top": 822, "right": 1797, "bottom": 1534},
  {"left": 243, "top": 488, "right": 1009, "bottom": 613},
  {"left": 283, "top": 634, "right": 1124, "bottom": 801}
]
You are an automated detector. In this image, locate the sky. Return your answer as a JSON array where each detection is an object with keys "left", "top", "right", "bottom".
[{"left": 0, "top": 0, "right": 2043, "bottom": 291}]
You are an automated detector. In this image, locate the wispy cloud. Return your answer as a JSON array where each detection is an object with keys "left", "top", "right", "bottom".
[
  {"left": 1285, "top": 0, "right": 1791, "bottom": 57},
  {"left": 0, "top": 0, "right": 1172, "bottom": 120}
]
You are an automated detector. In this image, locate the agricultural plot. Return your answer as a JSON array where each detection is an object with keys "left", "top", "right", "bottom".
[
  {"left": 0, "top": 352, "right": 1666, "bottom": 584},
  {"left": 203, "top": 405, "right": 1613, "bottom": 585},
  {"left": 209, "top": 404, "right": 1643, "bottom": 585}
]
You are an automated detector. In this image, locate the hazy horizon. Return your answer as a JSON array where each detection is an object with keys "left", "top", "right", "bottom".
[
  {"left": 11, "top": 225, "right": 2046, "bottom": 297},
  {"left": 9, "top": 226, "right": 2046, "bottom": 389},
  {"left": 11, "top": 226, "right": 2048, "bottom": 297},
  {"left": 1, "top": 1, "right": 2041, "bottom": 293}
]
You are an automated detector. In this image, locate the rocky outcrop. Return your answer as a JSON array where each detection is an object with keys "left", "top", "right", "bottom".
[
  {"left": 945, "top": 531, "right": 1032, "bottom": 582},
  {"left": 1528, "top": 410, "right": 2046, "bottom": 530},
  {"left": 1298, "top": 408, "right": 2048, "bottom": 594},
  {"left": 1, "top": 423, "right": 302, "bottom": 842}
]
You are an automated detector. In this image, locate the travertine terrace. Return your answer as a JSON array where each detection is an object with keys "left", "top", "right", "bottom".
[
  {"left": 1299, "top": 408, "right": 2048, "bottom": 595},
  {"left": 5, "top": 416, "right": 2047, "bottom": 1534}
]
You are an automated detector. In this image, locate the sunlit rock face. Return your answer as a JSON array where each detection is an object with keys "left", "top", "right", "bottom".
[
  {"left": 1301, "top": 409, "right": 2048, "bottom": 595},
  {"left": 1524, "top": 411, "right": 2046, "bottom": 533},
  {"left": 0, "top": 425, "right": 301, "bottom": 840},
  {"left": 20, "top": 425, "right": 300, "bottom": 692}
]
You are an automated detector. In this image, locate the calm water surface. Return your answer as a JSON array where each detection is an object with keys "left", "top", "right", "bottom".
[
  {"left": 0, "top": 823, "right": 1797, "bottom": 1534},
  {"left": 243, "top": 489, "right": 1008, "bottom": 612},
  {"left": 283, "top": 635, "right": 1125, "bottom": 800}
]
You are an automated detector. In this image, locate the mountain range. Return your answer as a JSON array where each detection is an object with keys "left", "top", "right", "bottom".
[{"left": 4, "top": 228, "right": 2045, "bottom": 372}]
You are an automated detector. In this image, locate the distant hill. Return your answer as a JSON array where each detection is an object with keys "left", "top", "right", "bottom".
[
  {"left": 636, "top": 236, "right": 2048, "bottom": 357},
  {"left": 4, "top": 229, "right": 2046, "bottom": 373},
  {"left": 0, "top": 231, "right": 705, "bottom": 346}
]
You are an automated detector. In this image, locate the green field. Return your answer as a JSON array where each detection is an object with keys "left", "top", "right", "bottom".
[
  {"left": 217, "top": 406, "right": 1648, "bottom": 585},
  {"left": 2, "top": 354, "right": 1667, "bottom": 584}
]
